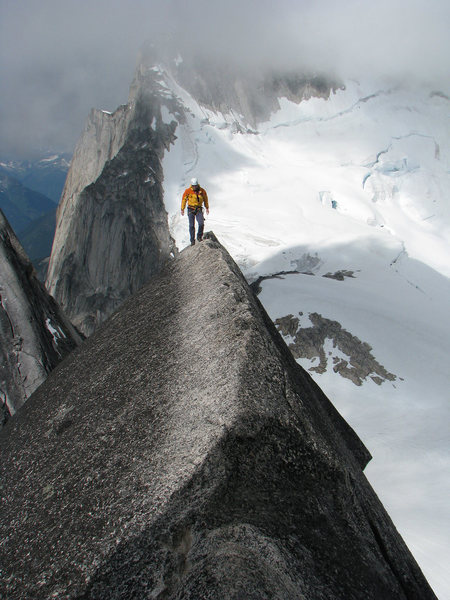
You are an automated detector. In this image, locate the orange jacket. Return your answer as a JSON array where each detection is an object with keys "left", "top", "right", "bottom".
[{"left": 181, "top": 186, "right": 209, "bottom": 211}]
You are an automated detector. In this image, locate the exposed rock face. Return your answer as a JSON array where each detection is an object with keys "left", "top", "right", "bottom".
[
  {"left": 1, "top": 234, "right": 435, "bottom": 599},
  {"left": 275, "top": 312, "right": 397, "bottom": 386},
  {"left": 174, "top": 61, "right": 338, "bottom": 129},
  {"left": 45, "top": 64, "right": 179, "bottom": 336},
  {"left": 143, "top": 44, "right": 342, "bottom": 129},
  {"left": 0, "top": 210, "right": 82, "bottom": 427}
]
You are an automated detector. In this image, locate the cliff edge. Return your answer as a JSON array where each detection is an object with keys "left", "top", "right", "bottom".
[
  {"left": 0, "top": 209, "right": 82, "bottom": 426},
  {"left": 45, "top": 63, "right": 178, "bottom": 336},
  {"left": 0, "top": 233, "right": 436, "bottom": 599}
]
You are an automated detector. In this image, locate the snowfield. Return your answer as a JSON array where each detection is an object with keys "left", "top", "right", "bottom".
[{"left": 161, "top": 79, "right": 450, "bottom": 598}]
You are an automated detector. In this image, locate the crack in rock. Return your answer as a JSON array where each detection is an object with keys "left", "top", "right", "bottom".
[{"left": 275, "top": 312, "right": 397, "bottom": 386}]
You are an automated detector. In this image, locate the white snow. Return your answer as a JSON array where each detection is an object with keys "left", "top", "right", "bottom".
[
  {"left": 45, "top": 318, "right": 66, "bottom": 345},
  {"left": 38, "top": 154, "right": 59, "bottom": 163},
  {"left": 160, "top": 78, "right": 450, "bottom": 598},
  {"left": 160, "top": 105, "right": 174, "bottom": 125}
]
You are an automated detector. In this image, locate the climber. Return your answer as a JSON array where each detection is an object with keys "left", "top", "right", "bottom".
[{"left": 181, "top": 177, "right": 209, "bottom": 245}]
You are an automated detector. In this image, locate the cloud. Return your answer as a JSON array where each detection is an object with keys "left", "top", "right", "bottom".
[
  {"left": 0, "top": 0, "right": 449, "bottom": 158},
  {"left": 288, "top": 0, "right": 450, "bottom": 84},
  {"left": 0, "top": 0, "right": 155, "bottom": 157}
]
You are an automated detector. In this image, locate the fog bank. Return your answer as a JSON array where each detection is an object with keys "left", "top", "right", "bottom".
[{"left": 1, "top": 0, "right": 448, "bottom": 158}]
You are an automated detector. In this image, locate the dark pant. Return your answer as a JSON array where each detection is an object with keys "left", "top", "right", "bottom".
[{"left": 188, "top": 208, "right": 204, "bottom": 242}]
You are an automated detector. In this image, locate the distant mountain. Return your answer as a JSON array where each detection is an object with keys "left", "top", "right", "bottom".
[
  {"left": 0, "top": 153, "right": 70, "bottom": 202},
  {"left": 0, "top": 172, "right": 56, "bottom": 233},
  {"left": 17, "top": 207, "right": 56, "bottom": 264},
  {"left": 0, "top": 154, "right": 66, "bottom": 268}
]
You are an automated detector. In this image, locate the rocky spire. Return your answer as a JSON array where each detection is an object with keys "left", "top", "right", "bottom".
[
  {"left": 1, "top": 233, "right": 436, "bottom": 599},
  {"left": 45, "top": 62, "right": 179, "bottom": 336},
  {"left": 0, "top": 209, "right": 82, "bottom": 427}
]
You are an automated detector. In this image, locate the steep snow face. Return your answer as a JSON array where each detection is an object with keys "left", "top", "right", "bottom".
[
  {"left": 161, "top": 78, "right": 450, "bottom": 597},
  {"left": 164, "top": 82, "right": 449, "bottom": 276}
]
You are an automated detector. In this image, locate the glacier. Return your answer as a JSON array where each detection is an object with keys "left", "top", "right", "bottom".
[{"left": 160, "top": 76, "right": 450, "bottom": 598}]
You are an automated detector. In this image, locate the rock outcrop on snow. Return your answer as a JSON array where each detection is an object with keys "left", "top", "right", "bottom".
[
  {"left": 1, "top": 234, "right": 436, "bottom": 599},
  {"left": 0, "top": 210, "right": 82, "bottom": 427},
  {"left": 275, "top": 312, "right": 397, "bottom": 386}
]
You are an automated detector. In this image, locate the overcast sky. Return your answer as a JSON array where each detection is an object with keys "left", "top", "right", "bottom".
[{"left": 1, "top": 0, "right": 449, "bottom": 159}]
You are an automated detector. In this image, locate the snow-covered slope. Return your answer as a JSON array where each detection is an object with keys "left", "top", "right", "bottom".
[{"left": 161, "top": 76, "right": 450, "bottom": 597}]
